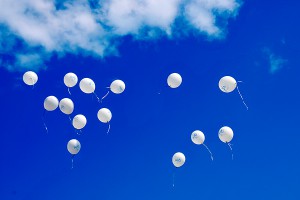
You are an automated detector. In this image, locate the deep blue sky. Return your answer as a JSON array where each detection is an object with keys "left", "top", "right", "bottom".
[{"left": 1, "top": 0, "right": 300, "bottom": 199}]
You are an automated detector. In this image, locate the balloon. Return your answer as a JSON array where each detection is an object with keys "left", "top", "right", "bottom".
[
  {"left": 59, "top": 98, "right": 74, "bottom": 115},
  {"left": 191, "top": 130, "right": 214, "bottom": 160},
  {"left": 219, "top": 76, "right": 237, "bottom": 93},
  {"left": 218, "top": 126, "right": 234, "bottom": 143},
  {"left": 219, "top": 76, "right": 249, "bottom": 110},
  {"left": 79, "top": 78, "right": 95, "bottom": 94},
  {"left": 44, "top": 96, "right": 59, "bottom": 111},
  {"left": 110, "top": 80, "right": 125, "bottom": 94},
  {"left": 67, "top": 139, "right": 81, "bottom": 155},
  {"left": 23, "top": 71, "right": 38, "bottom": 86},
  {"left": 64, "top": 73, "right": 78, "bottom": 87},
  {"left": 97, "top": 108, "right": 112, "bottom": 123},
  {"left": 167, "top": 73, "right": 182, "bottom": 88},
  {"left": 72, "top": 114, "right": 87, "bottom": 130},
  {"left": 191, "top": 130, "right": 205, "bottom": 145},
  {"left": 172, "top": 152, "right": 186, "bottom": 168}
]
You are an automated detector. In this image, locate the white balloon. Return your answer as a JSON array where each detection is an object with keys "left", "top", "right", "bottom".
[
  {"left": 191, "top": 130, "right": 205, "bottom": 145},
  {"left": 219, "top": 76, "right": 237, "bottom": 93},
  {"left": 167, "top": 73, "right": 182, "bottom": 88},
  {"left": 79, "top": 78, "right": 95, "bottom": 94},
  {"left": 23, "top": 71, "right": 38, "bottom": 86},
  {"left": 218, "top": 126, "right": 234, "bottom": 143},
  {"left": 97, "top": 108, "right": 112, "bottom": 123},
  {"left": 44, "top": 96, "right": 59, "bottom": 111},
  {"left": 59, "top": 98, "right": 74, "bottom": 115},
  {"left": 64, "top": 73, "right": 78, "bottom": 87},
  {"left": 110, "top": 80, "right": 125, "bottom": 94},
  {"left": 72, "top": 114, "right": 87, "bottom": 130},
  {"left": 67, "top": 139, "right": 81, "bottom": 155},
  {"left": 192, "top": 130, "right": 214, "bottom": 161},
  {"left": 172, "top": 152, "right": 186, "bottom": 168}
]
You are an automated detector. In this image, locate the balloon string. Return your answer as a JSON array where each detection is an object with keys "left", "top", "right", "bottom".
[
  {"left": 43, "top": 122, "right": 48, "bottom": 133},
  {"left": 101, "top": 91, "right": 110, "bottom": 103},
  {"left": 107, "top": 122, "right": 111, "bottom": 134},
  {"left": 203, "top": 143, "right": 214, "bottom": 161},
  {"left": 42, "top": 110, "right": 48, "bottom": 134},
  {"left": 227, "top": 142, "right": 234, "bottom": 160},
  {"left": 76, "top": 130, "right": 82, "bottom": 135},
  {"left": 172, "top": 173, "right": 175, "bottom": 188},
  {"left": 93, "top": 92, "right": 101, "bottom": 103},
  {"left": 236, "top": 84, "right": 248, "bottom": 110},
  {"left": 158, "top": 87, "right": 163, "bottom": 95},
  {"left": 68, "top": 116, "right": 72, "bottom": 125},
  {"left": 67, "top": 87, "right": 71, "bottom": 95},
  {"left": 71, "top": 155, "right": 74, "bottom": 169}
]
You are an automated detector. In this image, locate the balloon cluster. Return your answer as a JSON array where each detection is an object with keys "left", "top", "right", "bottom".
[
  {"left": 166, "top": 73, "right": 246, "bottom": 187},
  {"left": 23, "top": 71, "right": 125, "bottom": 168},
  {"left": 173, "top": 126, "right": 234, "bottom": 166},
  {"left": 166, "top": 74, "right": 245, "bottom": 168},
  {"left": 23, "top": 71, "right": 246, "bottom": 171}
]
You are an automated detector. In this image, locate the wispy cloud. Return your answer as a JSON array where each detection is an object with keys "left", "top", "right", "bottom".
[
  {"left": 0, "top": 0, "right": 240, "bottom": 71},
  {"left": 263, "top": 48, "right": 287, "bottom": 74}
]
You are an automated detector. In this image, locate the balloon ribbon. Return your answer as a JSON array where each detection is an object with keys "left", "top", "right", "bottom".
[
  {"left": 236, "top": 83, "right": 248, "bottom": 110},
  {"left": 227, "top": 142, "right": 234, "bottom": 160},
  {"left": 42, "top": 110, "right": 48, "bottom": 133},
  {"left": 101, "top": 90, "right": 110, "bottom": 103},
  {"left": 203, "top": 143, "right": 214, "bottom": 161}
]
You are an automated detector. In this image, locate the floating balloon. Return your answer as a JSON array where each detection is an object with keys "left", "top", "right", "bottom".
[
  {"left": 97, "top": 108, "right": 112, "bottom": 123},
  {"left": 97, "top": 108, "right": 112, "bottom": 134},
  {"left": 219, "top": 76, "right": 236, "bottom": 93},
  {"left": 23, "top": 71, "right": 38, "bottom": 86},
  {"left": 191, "top": 130, "right": 205, "bottom": 145},
  {"left": 172, "top": 152, "right": 185, "bottom": 168},
  {"left": 64, "top": 73, "right": 78, "bottom": 95},
  {"left": 191, "top": 130, "right": 213, "bottom": 160},
  {"left": 171, "top": 152, "right": 186, "bottom": 187},
  {"left": 167, "top": 73, "right": 182, "bottom": 88},
  {"left": 79, "top": 78, "right": 101, "bottom": 102},
  {"left": 219, "top": 76, "right": 248, "bottom": 110},
  {"left": 42, "top": 96, "right": 59, "bottom": 133},
  {"left": 67, "top": 139, "right": 81, "bottom": 155},
  {"left": 59, "top": 98, "right": 74, "bottom": 115},
  {"left": 101, "top": 79, "right": 125, "bottom": 102},
  {"left": 110, "top": 80, "right": 125, "bottom": 94},
  {"left": 64, "top": 73, "right": 78, "bottom": 87},
  {"left": 72, "top": 114, "right": 87, "bottom": 130},
  {"left": 44, "top": 96, "right": 59, "bottom": 111},
  {"left": 218, "top": 126, "right": 234, "bottom": 143},
  {"left": 79, "top": 78, "right": 95, "bottom": 94},
  {"left": 218, "top": 126, "right": 234, "bottom": 160},
  {"left": 67, "top": 139, "right": 81, "bottom": 169}
]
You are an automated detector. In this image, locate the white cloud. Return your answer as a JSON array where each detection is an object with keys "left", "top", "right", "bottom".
[
  {"left": 184, "top": 0, "right": 239, "bottom": 36},
  {"left": 0, "top": 0, "right": 240, "bottom": 71},
  {"left": 263, "top": 48, "right": 287, "bottom": 74},
  {"left": 101, "top": 0, "right": 181, "bottom": 35},
  {"left": 269, "top": 54, "right": 287, "bottom": 74},
  {"left": 16, "top": 53, "right": 46, "bottom": 69}
]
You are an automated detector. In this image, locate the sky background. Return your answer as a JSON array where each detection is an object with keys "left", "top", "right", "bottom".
[{"left": 1, "top": 0, "right": 300, "bottom": 199}]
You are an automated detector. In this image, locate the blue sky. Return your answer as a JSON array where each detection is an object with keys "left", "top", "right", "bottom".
[{"left": 1, "top": 0, "right": 300, "bottom": 199}]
